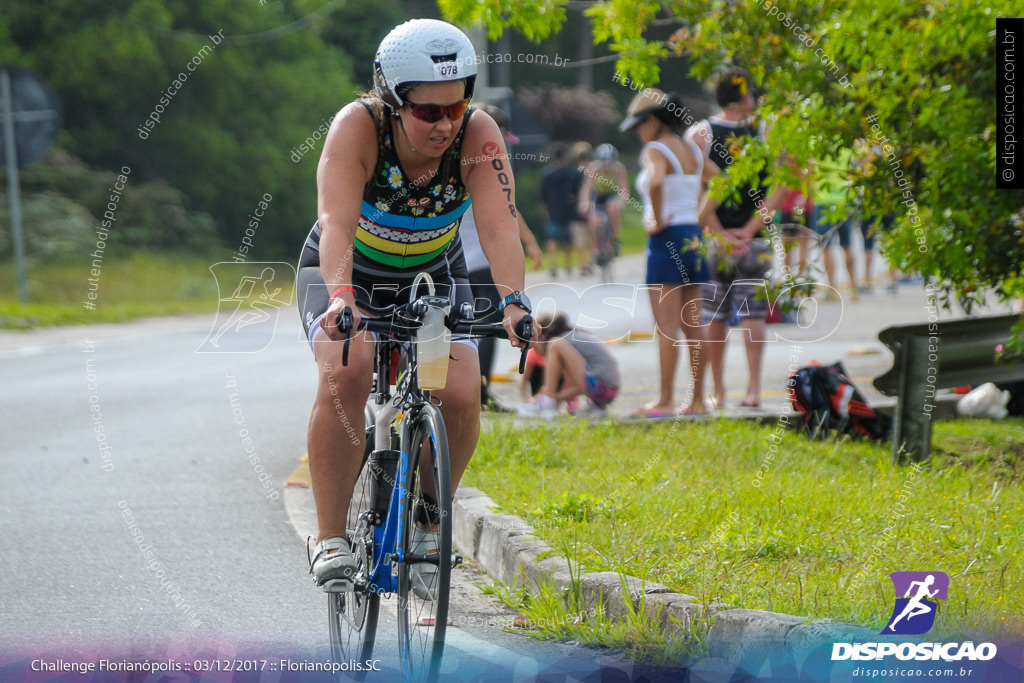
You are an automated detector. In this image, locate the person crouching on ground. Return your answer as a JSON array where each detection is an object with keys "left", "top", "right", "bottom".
[{"left": 517, "top": 313, "right": 620, "bottom": 419}]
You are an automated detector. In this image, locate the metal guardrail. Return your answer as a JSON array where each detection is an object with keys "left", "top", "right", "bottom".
[{"left": 874, "top": 314, "right": 1024, "bottom": 463}]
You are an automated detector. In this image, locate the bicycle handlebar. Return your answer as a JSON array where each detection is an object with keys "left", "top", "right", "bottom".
[{"left": 335, "top": 302, "right": 533, "bottom": 374}]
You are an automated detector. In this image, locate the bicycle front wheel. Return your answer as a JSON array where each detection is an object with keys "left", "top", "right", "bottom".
[
  {"left": 397, "top": 403, "right": 452, "bottom": 682},
  {"left": 327, "top": 403, "right": 380, "bottom": 670}
]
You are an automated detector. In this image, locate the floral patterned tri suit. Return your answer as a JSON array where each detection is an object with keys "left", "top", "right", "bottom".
[{"left": 296, "top": 99, "right": 475, "bottom": 345}]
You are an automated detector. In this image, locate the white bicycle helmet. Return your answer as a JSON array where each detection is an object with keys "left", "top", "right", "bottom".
[
  {"left": 595, "top": 143, "right": 618, "bottom": 161},
  {"left": 373, "top": 19, "right": 478, "bottom": 109}
]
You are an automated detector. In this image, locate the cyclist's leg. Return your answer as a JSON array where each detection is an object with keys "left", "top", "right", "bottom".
[
  {"left": 298, "top": 263, "right": 375, "bottom": 544},
  {"left": 780, "top": 212, "right": 797, "bottom": 270},
  {"left": 798, "top": 234, "right": 811, "bottom": 276},
  {"left": 425, "top": 276, "right": 482, "bottom": 495},
  {"left": 605, "top": 198, "right": 623, "bottom": 242},
  {"left": 587, "top": 210, "right": 600, "bottom": 261},
  {"left": 570, "top": 220, "right": 588, "bottom": 273},
  {"left": 309, "top": 332, "right": 375, "bottom": 543}
]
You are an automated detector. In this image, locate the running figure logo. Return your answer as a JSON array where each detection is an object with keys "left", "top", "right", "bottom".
[
  {"left": 196, "top": 262, "right": 295, "bottom": 353},
  {"left": 882, "top": 571, "right": 949, "bottom": 635}
]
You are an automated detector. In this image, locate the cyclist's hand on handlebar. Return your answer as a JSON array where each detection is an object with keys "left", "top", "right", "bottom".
[
  {"left": 501, "top": 306, "right": 531, "bottom": 349},
  {"left": 321, "top": 292, "right": 361, "bottom": 342}
]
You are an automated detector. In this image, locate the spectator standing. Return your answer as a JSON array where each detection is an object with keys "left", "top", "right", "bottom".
[
  {"left": 620, "top": 88, "right": 712, "bottom": 417},
  {"left": 541, "top": 144, "right": 580, "bottom": 276},
  {"left": 690, "top": 67, "right": 788, "bottom": 409}
]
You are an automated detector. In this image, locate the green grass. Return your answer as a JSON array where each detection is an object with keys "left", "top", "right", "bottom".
[
  {"left": 0, "top": 251, "right": 289, "bottom": 328},
  {"left": 466, "top": 418, "right": 1024, "bottom": 654}
]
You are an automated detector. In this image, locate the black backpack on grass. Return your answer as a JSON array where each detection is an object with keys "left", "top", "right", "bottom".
[{"left": 788, "top": 361, "right": 892, "bottom": 441}]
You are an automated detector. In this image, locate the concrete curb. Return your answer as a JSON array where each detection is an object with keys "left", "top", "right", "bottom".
[{"left": 453, "top": 486, "right": 878, "bottom": 663}]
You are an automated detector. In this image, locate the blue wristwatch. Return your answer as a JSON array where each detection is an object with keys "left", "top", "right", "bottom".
[{"left": 498, "top": 290, "right": 532, "bottom": 314}]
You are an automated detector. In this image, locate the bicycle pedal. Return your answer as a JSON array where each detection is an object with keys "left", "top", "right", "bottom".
[
  {"left": 452, "top": 554, "right": 463, "bottom": 568},
  {"left": 319, "top": 578, "right": 355, "bottom": 593}
]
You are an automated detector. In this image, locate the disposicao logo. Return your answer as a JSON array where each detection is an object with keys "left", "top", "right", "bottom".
[
  {"left": 831, "top": 571, "right": 998, "bottom": 662},
  {"left": 883, "top": 571, "right": 948, "bottom": 635}
]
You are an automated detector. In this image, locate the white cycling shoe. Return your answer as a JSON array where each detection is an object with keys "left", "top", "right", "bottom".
[{"left": 309, "top": 537, "right": 357, "bottom": 591}]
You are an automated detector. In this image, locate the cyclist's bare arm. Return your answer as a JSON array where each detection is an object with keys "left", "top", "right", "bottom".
[
  {"left": 316, "top": 103, "right": 377, "bottom": 341},
  {"left": 462, "top": 111, "right": 528, "bottom": 345}
]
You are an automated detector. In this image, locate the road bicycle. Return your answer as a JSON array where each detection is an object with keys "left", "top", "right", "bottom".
[{"left": 324, "top": 273, "right": 531, "bottom": 682}]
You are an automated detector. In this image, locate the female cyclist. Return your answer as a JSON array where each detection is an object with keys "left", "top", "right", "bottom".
[{"left": 295, "top": 19, "right": 530, "bottom": 586}]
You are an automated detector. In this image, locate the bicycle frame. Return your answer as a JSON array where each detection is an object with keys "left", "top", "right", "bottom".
[{"left": 362, "top": 335, "right": 431, "bottom": 598}]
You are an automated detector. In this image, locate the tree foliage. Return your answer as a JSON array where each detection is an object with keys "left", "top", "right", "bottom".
[
  {"left": 443, "top": 0, "right": 1024, "bottom": 327},
  {"left": 1, "top": 0, "right": 371, "bottom": 258}
]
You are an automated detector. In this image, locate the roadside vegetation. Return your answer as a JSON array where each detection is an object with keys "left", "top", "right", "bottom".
[
  {"left": 0, "top": 252, "right": 286, "bottom": 329},
  {"left": 467, "top": 418, "right": 1024, "bottom": 662}
]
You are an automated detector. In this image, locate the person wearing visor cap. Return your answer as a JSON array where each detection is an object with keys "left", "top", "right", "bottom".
[
  {"left": 294, "top": 19, "right": 530, "bottom": 587},
  {"left": 621, "top": 88, "right": 713, "bottom": 418},
  {"left": 459, "top": 103, "right": 544, "bottom": 411}
]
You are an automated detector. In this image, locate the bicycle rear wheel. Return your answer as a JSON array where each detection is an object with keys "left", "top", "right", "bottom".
[
  {"left": 397, "top": 403, "right": 452, "bottom": 682},
  {"left": 327, "top": 404, "right": 380, "bottom": 670}
]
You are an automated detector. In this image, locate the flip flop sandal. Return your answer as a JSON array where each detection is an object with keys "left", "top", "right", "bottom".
[{"left": 631, "top": 405, "right": 673, "bottom": 420}]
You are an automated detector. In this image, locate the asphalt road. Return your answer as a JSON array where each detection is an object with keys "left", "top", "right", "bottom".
[{"left": 0, "top": 307, "right": 662, "bottom": 681}]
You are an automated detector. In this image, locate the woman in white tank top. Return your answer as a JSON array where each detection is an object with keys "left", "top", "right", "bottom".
[{"left": 620, "top": 88, "right": 717, "bottom": 418}]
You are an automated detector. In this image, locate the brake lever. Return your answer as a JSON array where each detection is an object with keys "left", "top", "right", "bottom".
[
  {"left": 337, "top": 307, "right": 353, "bottom": 367},
  {"left": 515, "top": 315, "right": 533, "bottom": 375}
]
